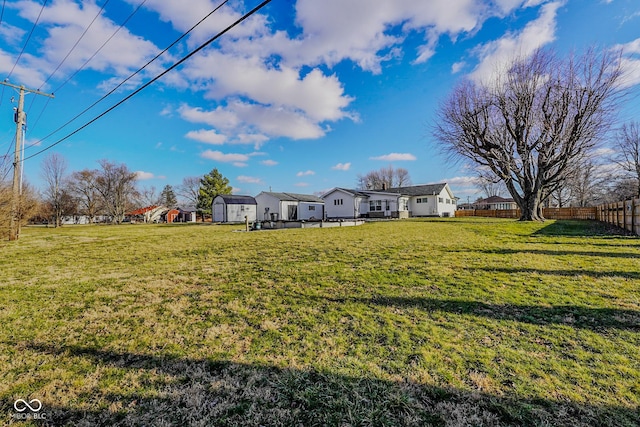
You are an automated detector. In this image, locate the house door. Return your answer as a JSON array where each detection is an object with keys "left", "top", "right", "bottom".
[{"left": 288, "top": 205, "right": 298, "bottom": 220}]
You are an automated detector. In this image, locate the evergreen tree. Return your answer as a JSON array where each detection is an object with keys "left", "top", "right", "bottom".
[
  {"left": 197, "top": 168, "right": 232, "bottom": 220},
  {"left": 159, "top": 184, "right": 178, "bottom": 207}
]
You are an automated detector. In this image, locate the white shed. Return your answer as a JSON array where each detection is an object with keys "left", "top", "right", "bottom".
[
  {"left": 255, "top": 192, "right": 325, "bottom": 221},
  {"left": 212, "top": 195, "right": 257, "bottom": 223}
]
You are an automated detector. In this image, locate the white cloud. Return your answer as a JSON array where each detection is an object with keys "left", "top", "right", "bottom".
[
  {"left": 294, "top": 182, "right": 310, "bottom": 187},
  {"left": 135, "top": 171, "right": 157, "bottom": 180},
  {"left": 444, "top": 176, "right": 482, "bottom": 187},
  {"left": 331, "top": 162, "right": 351, "bottom": 171},
  {"left": 296, "top": 170, "right": 315, "bottom": 177},
  {"left": 451, "top": 61, "right": 466, "bottom": 74},
  {"left": 261, "top": 160, "right": 278, "bottom": 166},
  {"left": 185, "top": 129, "right": 227, "bottom": 145},
  {"left": 469, "top": 1, "right": 563, "bottom": 83},
  {"left": 237, "top": 175, "right": 263, "bottom": 184},
  {"left": 370, "top": 153, "right": 417, "bottom": 161},
  {"left": 615, "top": 38, "right": 640, "bottom": 88},
  {"left": 200, "top": 150, "right": 249, "bottom": 163},
  {"left": 9, "top": 0, "right": 163, "bottom": 88}
]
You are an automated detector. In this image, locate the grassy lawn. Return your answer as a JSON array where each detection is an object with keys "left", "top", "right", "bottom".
[{"left": 0, "top": 218, "right": 638, "bottom": 426}]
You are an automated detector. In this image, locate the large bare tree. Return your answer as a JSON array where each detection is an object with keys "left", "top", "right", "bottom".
[
  {"left": 40, "top": 153, "right": 71, "bottom": 227},
  {"left": 612, "top": 121, "right": 640, "bottom": 197},
  {"left": 357, "top": 166, "right": 412, "bottom": 190},
  {"left": 95, "top": 160, "right": 138, "bottom": 224},
  {"left": 434, "top": 48, "right": 622, "bottom": 220},
  {"left": 68, "top": 169, "right": 102, "bottom": 224}
]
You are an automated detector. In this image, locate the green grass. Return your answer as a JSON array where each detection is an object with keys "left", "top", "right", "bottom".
[{"left": 0, "top": 218, "right": 638, "bottom": 426}]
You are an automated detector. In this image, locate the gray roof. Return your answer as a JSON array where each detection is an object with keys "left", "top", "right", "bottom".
[
  {"left": 385, "top": 183, "right": 448, "bottom": 196},
  {"left": 215, "top": 195, "right": 257, "bottom": 205},
  {"left": 331, "top": 187, "right": 369, "bottom": 197},
  {"left": 261, "top": 192, "right": 324, "bottom": 203}
]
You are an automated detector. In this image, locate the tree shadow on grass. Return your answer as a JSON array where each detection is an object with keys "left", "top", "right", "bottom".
[
  {"left": 468, "top": 265, "right": 640, "bottom": 280},
  {"left": 469, "top": 247, "right": 640, "bottom": 259},
  {"left": 2, "top": 342, "right": 638, "bottom": 427},
  {"left": 334, "top": 297, "right": 639, "bottom": 332},
  {"left": 532, "top": 221, "right": 636, "bottom": 237}
]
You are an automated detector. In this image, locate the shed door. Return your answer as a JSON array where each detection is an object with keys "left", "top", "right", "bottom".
[
  {"left": 288, "top": 205, "right": 298, "bottom": 220},
  {"left": 213, "top": 203, "right": 225, "bottom": 222}
]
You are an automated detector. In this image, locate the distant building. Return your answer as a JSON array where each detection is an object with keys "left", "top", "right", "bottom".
[
  {"left": 322, "top": 183, "right": 457, "bottom": 219},
  {"left": 255, "top": 192, "right": 324, "bottom": 221}
]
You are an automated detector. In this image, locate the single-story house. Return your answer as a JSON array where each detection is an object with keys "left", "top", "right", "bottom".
[
  {"left": 255, "top": 192, "right": 324, "bottom": 221},
  {"left": 386, "top": 183, "right": 457, "bottom": 217},
  {"left": 322, "top": 183, "right": 457, "bottom": 219},
  {"left": 472, "top": 196, "right": 517, "bottom": 210},
  {"left": 212, "top": 195, "right": 257, "bottom": 223}
]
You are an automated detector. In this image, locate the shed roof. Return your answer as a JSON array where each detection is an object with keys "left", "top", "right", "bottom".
[{"left": 215, "top": 195, "right": 257, "bottom": 205}]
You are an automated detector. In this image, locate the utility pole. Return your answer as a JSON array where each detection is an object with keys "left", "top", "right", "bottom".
[{"left": 1, "top": 81, "right": 54, "bottom": 241}]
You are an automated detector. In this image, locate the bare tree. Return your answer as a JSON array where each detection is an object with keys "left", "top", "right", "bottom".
[
  {"left": 1, "top": 181, "right": 41, "bottom": 237},
  {"left": 68, "top": 169, "right": 102, "bottom": 224},
  {"left": 357, "top": 166, "right": 412, "bottom": 190},
  {"left": 95, "top": 160, "right": 138, "bottom": 224},
  {"left": 177, "top": 176, "right": 200, "bottom": 208},
  {"left": 137, "top": 185, "right": 159, "bottom": 207},
  {"left": 434, "top": 48, "right": 622, "bottom": 220},
  {"left": 612, "top": 121, "right": 640, "bottom": 197},
  {"left": 40, "top": 153, "right": 70, "bottom": 227}
]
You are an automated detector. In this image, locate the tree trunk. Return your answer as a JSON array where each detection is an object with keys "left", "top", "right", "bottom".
[{"left": 518, "top": 193, "right": 544, "bottom": 221}]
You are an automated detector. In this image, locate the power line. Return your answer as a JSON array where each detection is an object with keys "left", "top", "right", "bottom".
[
  {"left": 39, "top": 0, "right": 112, "bottom": 90},
  {"left": 0, "top": 0, "right": 6, "bottom": 27},
  {"left": 5, "top": 0, "right": 49, "bottom": 80},
  {"left": 23, "top": 0, "right": 230, "bottom": 152},
  {"left": 22, "top": 0, "right": 273, "bottom": 163},
  {"left": 51, "top": 0, "right": 148, "bottom": 95}
]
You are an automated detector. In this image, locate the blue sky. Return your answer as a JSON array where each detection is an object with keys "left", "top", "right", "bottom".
[{"left": 1, "top": 0, "right": 639, "bottom": 202}]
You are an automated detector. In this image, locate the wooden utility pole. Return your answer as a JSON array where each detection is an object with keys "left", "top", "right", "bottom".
[{"left": 1, "top": 81, "right": 54, "bottom": 241}]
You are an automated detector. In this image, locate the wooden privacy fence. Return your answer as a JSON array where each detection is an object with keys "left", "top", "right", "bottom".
[
  {"left": 595, "top": 199, "right": 640, "bottom": 236},
  {"left": 455, "top": 207, "right": 597, "bottom": 220},
  {"left": 455, "top": 199, "right": 640, "bottom": 236}
]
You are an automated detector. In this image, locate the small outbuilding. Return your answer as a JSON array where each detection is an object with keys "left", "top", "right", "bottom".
[
  {"left": 255, "top": 192, "right": 325, "bottom": 221},
  {"left": 212, "top": 195, "right": 257, "bottom": 223}
]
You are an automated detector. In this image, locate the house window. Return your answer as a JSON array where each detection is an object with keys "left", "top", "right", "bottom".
[
  {"left": 385, "top": 200, "right": 390, "bottom": 210},
  {"left": 309, "top": 206, "right": 315, "bottom": 211},
  {"left": 438, "top": 197, "right": 444, "bottom": 203},
  {"left": 240, "top": 205, "right": 245, "bottom": 211},
  {"left": 334, "top": 199, "right": 343, "bottom": 206},
  {"left": 417, "top": 198, "right": 428, "bottom": 204},
  {"left": 446, "top": 199, "right": 450, "bottom": 204},
  {"left": 369, "top": 200, "right": 382, "bottom": 211}
]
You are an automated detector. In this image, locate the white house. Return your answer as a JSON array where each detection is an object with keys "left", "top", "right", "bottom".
[
  {"left": 212, "top": 195, "right": 257, "bottom": 223},
  {"left": 387, "top": 183, "right": 457, "bottom": 217},
  {"left": 255, "top": 192, "right": 324, "bottom": 221},
  {"left": 322, "top": 183, "right": 456, "bottom": 219},
  {"left": 322, "top": 188, "right": 410, "bottom": 219}
]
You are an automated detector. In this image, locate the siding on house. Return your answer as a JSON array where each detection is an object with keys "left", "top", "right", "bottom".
[
  {"left": 323, "top": 183, "right": 457, "bottom": 218},
  {"left": 255, "top": 192, "right": 324, "bottom": 221}
]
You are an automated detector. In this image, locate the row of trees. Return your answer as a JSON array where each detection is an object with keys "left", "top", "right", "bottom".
[
  {"left": 40, "top": 155, "right": 139, "bottom": 226},
  {"left": 38, "top": 155, "right": 233, "bottom": 226}
]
